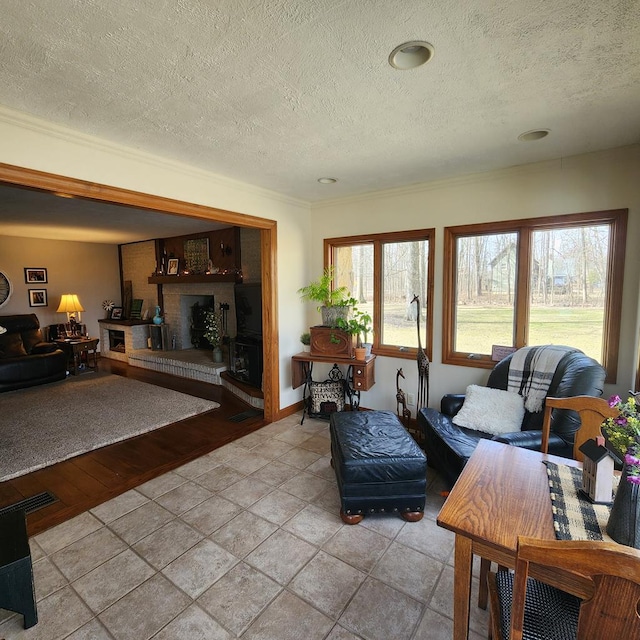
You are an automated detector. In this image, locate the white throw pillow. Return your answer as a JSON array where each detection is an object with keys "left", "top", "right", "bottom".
[{"left": 452, "top": 385, "right": 525, "bottom": 436}]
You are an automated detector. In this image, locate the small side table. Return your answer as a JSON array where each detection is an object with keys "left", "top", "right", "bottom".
[{"left": 55, "top": 338, "right": 100, "bottom": 375}]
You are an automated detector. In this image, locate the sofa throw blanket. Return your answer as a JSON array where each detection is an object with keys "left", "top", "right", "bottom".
[{"left": 507, "top": 345, "right": 574, "bottom": 413}]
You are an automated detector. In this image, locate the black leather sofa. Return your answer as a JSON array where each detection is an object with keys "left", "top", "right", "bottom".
[
  {"left": 418, "top": 347, "right": 607, "bottom": 488},
  {"left": 0, "top": 314, "right": 67, "bottom": 392}
]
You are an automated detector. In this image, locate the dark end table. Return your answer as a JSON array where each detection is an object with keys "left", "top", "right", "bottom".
[{"left": 55, "top": 337, "right": 100, "bottom": 375}]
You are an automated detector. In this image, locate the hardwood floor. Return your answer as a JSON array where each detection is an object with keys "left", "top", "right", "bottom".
[{"left": 0, "top": 359, "right": 266, "bottom": 537}]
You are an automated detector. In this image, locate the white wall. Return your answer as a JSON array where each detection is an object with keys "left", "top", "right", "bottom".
[
  {"left": 311, "top": 145, "right": 640, "bottom": 410},
  {"left": 0, "top": 107, "right": 312, "bottom": 411},
  {"left": 0, "top": 235, "right": 121, "bottom": 340}
]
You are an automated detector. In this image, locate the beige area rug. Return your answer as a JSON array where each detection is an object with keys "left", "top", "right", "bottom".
[{"left": 0, "top": 373, "right": 220, "bottom": 482}]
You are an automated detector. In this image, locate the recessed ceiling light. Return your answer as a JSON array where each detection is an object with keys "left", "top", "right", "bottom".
[
  {"left": 389, "top": 41, "right": 434, "bottom": 70},
  {"left": 318, "top": 177, "right": 337, "bottom": 184},
  {"left": 518, "top": 129, "right": 550, "bottom": 142}
]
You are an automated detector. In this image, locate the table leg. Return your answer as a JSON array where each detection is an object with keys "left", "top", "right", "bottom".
[
  {"left": 453, "top": 535, "right": 473, "bottom": 640},
  {"left": 300, "top": 361, "right": 313, "bottom": 424},
  {"left": 477, "top": 557, "right": 491, "bottom": 609}
]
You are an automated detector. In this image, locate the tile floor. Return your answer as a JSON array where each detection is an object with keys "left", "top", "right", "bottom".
[{"left": 0, "top": 414, "right": 489, "bottom": 640}]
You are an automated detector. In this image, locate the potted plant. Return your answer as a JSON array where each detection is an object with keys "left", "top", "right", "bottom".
[
  {"left": 336, "top": 310, "right": 371, "bottom": 360},
  {"left": 298, "top": 267, "right": 355, "bottom": 327},
  {"left": 203, "top": 309, "right": 224, "bottom": 362},
  {"left": 359, "top": 312, "right": 373, "bottom": 356},
  {"left": 300, "top": 332, "right": 311, "bottom": 352}
]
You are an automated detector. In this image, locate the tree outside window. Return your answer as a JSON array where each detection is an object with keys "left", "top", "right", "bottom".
[
  {"left": 444, "top": 209, "right": 627, "bottom": 383},
  {"left": 326, "top": 229, "right": 434, "bottom": 359}
]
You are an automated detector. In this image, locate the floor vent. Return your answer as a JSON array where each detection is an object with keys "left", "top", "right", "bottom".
[
  {"left": 0, "top": 491, "right": 58, "bottom": 516},
  {"left": 228, "top": 409, "right": 264, "bottom": 422}
]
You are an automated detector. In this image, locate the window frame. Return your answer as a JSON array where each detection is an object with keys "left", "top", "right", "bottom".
[
  {"left": 324, "top": 228, "right": 435, "bottom": 361},
  {"left": 443, "top": 209, "right": 627, "bottom": 383}
]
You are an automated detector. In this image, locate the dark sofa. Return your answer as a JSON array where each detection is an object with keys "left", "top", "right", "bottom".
[
  {"left": 418, "top": 347, "right": 607, "bottom": 488},
  {"left": 0, "top": 314, "right": 67, "bottom": 392}
]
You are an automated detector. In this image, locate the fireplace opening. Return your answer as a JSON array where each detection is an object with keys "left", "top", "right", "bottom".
[
  {"left": 109, "top": 329, "right": 126, "bottom": 353},
  {"left": 189, "top": 297, "right": 215, "bottom": 349}
]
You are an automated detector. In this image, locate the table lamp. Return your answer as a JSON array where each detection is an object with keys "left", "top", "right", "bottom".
[{"left": 57, "top": 294, "right": 85, "bottom": 335}]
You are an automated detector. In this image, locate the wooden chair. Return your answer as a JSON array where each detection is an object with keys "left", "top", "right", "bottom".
[
  {"left": 478, "top": 395, "right": 619, "bottom": 611},
  {"left": 541, "top": 395, "right": 618, "bottom": 461},
  {"left": 487, "top": 536, "right": 640, "bottom": 640}
]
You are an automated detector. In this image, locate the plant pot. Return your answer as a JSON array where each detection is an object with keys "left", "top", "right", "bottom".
[
  {"left": 607, "top": 464, "right": 640, "bottom": 548},
  {"left": 354, "top": 347, "right": 367, "bottom": 361},
  {"left": 310, "top": 326, "right": 353, "bottom": 358},
  {"left": 302, "top": 344, "right": 311, "bottom": 352},
  {"left": 320, "top": 305, "right": 351, "bottom": 328}
]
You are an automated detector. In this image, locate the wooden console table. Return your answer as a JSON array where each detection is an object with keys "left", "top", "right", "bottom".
[{"left": 291, "top": 352, "right": 376, "bottom": 422}]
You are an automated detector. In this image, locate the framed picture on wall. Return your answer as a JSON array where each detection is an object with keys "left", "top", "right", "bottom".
[
  {"left": 130, "top": 299, "right": 143, "bottom": 319},
  {"left": 24, "top": 268, "right": 48, "bottom": 284},
  {"left": 28, "top": 288, "right": 47, "bottom": 307}
]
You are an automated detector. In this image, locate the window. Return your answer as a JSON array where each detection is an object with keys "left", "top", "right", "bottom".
[
  {"left": 443, "top": 210, "right": 627, "bottom": 382},
  {"left": 325, "top": 229, "right": 435, "bottom": 360}
]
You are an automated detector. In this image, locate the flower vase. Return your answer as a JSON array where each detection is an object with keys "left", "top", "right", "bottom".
[
  {"left": 606, "top": 464, "right": 640, "bottom": 548},
  {"left": 152, "top": 306, "right": 163, "bottom": 325},
  {"left": 213, "top": 346, "right": 223, "bottom": 363}
]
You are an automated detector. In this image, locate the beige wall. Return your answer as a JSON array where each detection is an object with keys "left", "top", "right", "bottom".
[
  {"left": 0, "top": 235, "right": 121, "bottom": 341},
  {"left": 120, "top": 241, "right": 159, "bottom": 317},
  {"left": 310, "top": 145, "right": 640, "bottom": 410}
]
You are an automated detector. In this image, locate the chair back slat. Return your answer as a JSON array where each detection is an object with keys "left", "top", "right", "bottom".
[
  {"left": 577, "top": 575, "right": 640, "bottom": 638},
  {"left": 508, "top": 538, "right": 640, "bottom": 640},
  {"left": 541, "top": 396, "right": 618, "bottom": 461}
]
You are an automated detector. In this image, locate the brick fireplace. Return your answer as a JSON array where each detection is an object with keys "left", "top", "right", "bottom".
[
  {"left": 100, "top": 281, "right": 242, "bottom": 388},
  {"left": 160, "top": 281, "right": 236, "bottom": 349}
]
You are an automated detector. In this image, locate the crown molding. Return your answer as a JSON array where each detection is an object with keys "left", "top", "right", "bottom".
[
  {"left": 311, "top": 144, "right": 639, "bottom": 210},
  {"left": 0, "top": 105, "right": 309, "bottom": 209}
]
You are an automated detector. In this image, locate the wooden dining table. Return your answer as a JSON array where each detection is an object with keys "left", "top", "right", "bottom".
[{"left": 436, "top": 439, "right": 592, "bottom": 640}]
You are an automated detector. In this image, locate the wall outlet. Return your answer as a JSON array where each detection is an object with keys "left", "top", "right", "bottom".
[{"left": 407, "top": 393, "right": 416, "bottom": 406}]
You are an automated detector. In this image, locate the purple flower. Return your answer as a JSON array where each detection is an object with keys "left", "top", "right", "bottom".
[
  {"left": 627, "top": 474, "right": 640, "bottom": 485},
  {"left": 625, "top": 453, "right": 640, "bottom": 466},
  {"left": 609, "top": 395, "right": 622, "bottom": 408}
]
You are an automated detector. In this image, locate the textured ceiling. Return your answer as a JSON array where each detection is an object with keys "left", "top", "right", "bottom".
[{"left": 0, "top": 0, "right": 639, "bottom": 235}]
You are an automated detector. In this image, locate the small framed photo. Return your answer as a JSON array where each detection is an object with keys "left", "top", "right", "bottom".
[
  {"left": 28, "top": 288, "right": 48, "bottom": 307},
  {"left": 110, "top": 307, "right": 123, "bottom": 320},
  {"left": 130, "top": 299, "right": 143, "bottom": 319},
  {"left": 24, "top": 268, "right": 48, "bottom": 284},
  {"left": 167, "top": 258, "right": 179, "bottom": 275}
]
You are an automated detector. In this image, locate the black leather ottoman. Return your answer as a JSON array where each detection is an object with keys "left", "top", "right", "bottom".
[{"left": 330, "top": 410, "right": 427, "bottom": 524}]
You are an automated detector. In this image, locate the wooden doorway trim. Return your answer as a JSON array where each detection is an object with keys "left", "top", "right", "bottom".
[{"left": 0, "top": 162, "right": 279, "bottom": 422}]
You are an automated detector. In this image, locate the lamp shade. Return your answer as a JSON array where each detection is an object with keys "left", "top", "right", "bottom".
[{"left": 57, "top": 294, "right": 84, "bottom": 314}]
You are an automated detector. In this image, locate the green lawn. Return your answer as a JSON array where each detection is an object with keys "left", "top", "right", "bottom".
[
  {"left": 456, "top": 306, "right": 604, "bottom": 360},
  {"left": 374, "top": 304, "right": 604, "bottom": 362}
]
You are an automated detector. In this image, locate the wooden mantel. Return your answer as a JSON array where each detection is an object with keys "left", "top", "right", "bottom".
[{"left": 148, "top": 273, "right": 239, "bottom": 285}]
